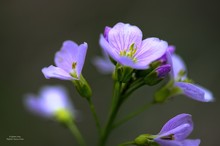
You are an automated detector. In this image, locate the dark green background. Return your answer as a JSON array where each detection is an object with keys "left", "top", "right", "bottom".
[{"left": 1, "top": 0, "right": 219, "bottom": 146}]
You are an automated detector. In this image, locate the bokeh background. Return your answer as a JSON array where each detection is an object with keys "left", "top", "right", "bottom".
[{"left": 1, "top": 0, "right": 220, "bottom": 146}]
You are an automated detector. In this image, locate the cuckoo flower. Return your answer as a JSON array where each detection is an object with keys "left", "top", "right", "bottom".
[
  {"left": 170, "top": 51, "right": 214, "bottom": 102},
  {"left": 42, "top": 40, "right": 87, "bottom": 80},
  {"left": 154, "top": 114, "right": 200, "bottom": 146},
  {"left": 24, "top": 86, "right": 75, "bottom": 118},
  {"left": 99, "top": 22, "right": 168, "bottom": 69}
]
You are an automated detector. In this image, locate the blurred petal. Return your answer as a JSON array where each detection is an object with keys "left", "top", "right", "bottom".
[
  {"left": 76, "top": 42, "right": 88, "bottom": 77},
  {"left": 42, "top": 65, "right": 74, "bottom": 80},
  {"left": 93, "top": 57, "right": 115, "bottom": 74},
  {"left": 135, "top": 37, "right": 168, "bottom": 67},
  {"left": 108, "top": 22, "right": 143, "bottom": 51},
  {"left": 167, "top": 45, "right": 176, "bottom": 54},
  {"left": 24, "top": 86, "right": 75, "bottom": 117},
  {"left": 24, "top": 94, "right": 48, "bottom": 116},
  {"left": 159, "top": 113, "right": 193, "bottom": 140},
  {"left": 39, "top": 86, "right": 74, "bottom": 115},
  {"left": 175, "top": 82, "right": 214, "bottom": 102},
  {"left": 171, "top": 54, "right": 187, "bottom": 79}
]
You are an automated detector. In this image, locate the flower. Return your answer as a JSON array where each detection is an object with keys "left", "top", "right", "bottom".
[
  {"left": 24, "top": 86, "right": 75, "bottom": 118},
  {"left": 42, "top": 40, "right": 88, "bottom": 80},
  {"left": 99, "top": 22, "right": 168, "bottom": 69},
  {"left": 169, "top": 48, "right": 214, "bottom": 102},
  {"left": 154, "top": 113, "right": 200, "bottom": 146},
  {"left": 93, "top": 47, "right": 115, "bottom": 74}
]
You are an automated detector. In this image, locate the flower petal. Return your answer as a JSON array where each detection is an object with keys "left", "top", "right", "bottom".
[
  {"left": 93, "top": 57, "right": 115, "bottom": 74},
  {"left": 42, "top": 65, "right": 74, "bottom": 80},
  {"left": 135, "top": 37, "right": 168, "bottom": 67},
  {"left": 55, "top": 40, "right": 78, "bottom": 72},
  {"left": 181, "top": 139, "right": 201, "bottom": 146},
  {"left": 171, "top": 54, "right": 187, "bottom": 80},
  {"left": 99, "top": 34, "right": 120, "bottom": 61},
  {"left": 104, "top": 26, "right": 112, "bottom": 41},
  {"left": 175, "top": 82, "right": 214, "bottom": 102},
  {"left": 159, "top": 113, "right": 193, "bottom": 140},
  {"left": 108, "top": 22, "right": 143, "bottom": 52},
  {"left": 155, "top": 139, "right": 182, "bottom": 146},
  {"left": 155, "top": 139, "right": 200, "bottom": 146},
  {"left": 76, "top": 42, "right": 88, "bottom": 77}
]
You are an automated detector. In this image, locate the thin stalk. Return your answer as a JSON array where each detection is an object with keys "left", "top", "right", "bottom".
[
  {"left": 118, "top": 141, "right": 135, "bottom": 146},
  {"left": 67, "top": 121, "right": 87, "bottom": 146},
  {"left": 99, "top": 81, "right": 123, "bottom": 146},
  {"left": 87, "top": 97, "right": 102, "bottom": 136}
]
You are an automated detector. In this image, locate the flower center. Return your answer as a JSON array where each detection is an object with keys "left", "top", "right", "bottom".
[
  {"left": 119, "top": 43, "right": 137, "bottom": 62},
  {"left": 160, "top": 134, "right": 175, "bottom": 140},
  {"left": 70, "top": 62, "right": 78, "bottom": 78}
]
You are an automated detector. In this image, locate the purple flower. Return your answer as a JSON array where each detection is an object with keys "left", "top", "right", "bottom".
[
  {"left": 93, "top": 47, "right": 115, "bottom": 74},
  {"left": 154, "top": 113, "right": 200, "bottom": 146},
  {"left": 24, "top": 86, "right": 74, "bottom": 118},
  {"left": 169, "top": 51, "right": 214, "bottom": 102},
  {"left": 42, "top": 40, "right": 88, "bottom": 80},
  {"left": 99, "top": 22, "right": 168, "bottom": 69}
]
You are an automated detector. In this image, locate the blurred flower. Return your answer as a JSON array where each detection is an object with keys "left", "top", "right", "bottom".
[
  {"left": 42, "top": 40, "right": 88, "bottom": 80},
  {"left": 154, "top": 113, "right": 200, "bottom": 146},
  {"left": 93, "top": 48, "right": 115, "bottom": 74},
  {"left": 24, "top": 86, "right": 75, "bottom": 119},
  {"left": 99, "top": 22, "right": 168, "bottom": 69},
  {"left": 169, "top": 50, "right": 214, "bottom": 102}
]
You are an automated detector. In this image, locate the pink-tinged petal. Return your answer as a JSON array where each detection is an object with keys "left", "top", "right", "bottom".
[
  {"left": 159, "top": 114, "right": 193, "bottom": 140},
  {"left": 108, "top": 22, "right": 143, "bottom": 52},
  {"left": 99, "top": 34, "right": 120, "bottom": 61},
  {"left": 175, "top": 82, "right": 214, "bottom": 102},
  {"left": 42, "top": 65, "right": 74, "bottom": 80},
  {"left": 135, "top": 37, "right": 168, "bottom": 67},
  {"left": 76, "top": 42, "right": 88, "bottom": 77},
  {"left": 55, "top": 40, "right": 78, "bottom": 72},
  {"left": 181, "top": 139, "right": 201, "bottom": 146},
  {"left": 171, "top": 54, "right": 187, "bottom": 79}
]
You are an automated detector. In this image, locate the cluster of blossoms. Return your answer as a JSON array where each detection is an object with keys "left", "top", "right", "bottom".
[{"left": 24, "top": 22, "right": 214, "bottom": 146}]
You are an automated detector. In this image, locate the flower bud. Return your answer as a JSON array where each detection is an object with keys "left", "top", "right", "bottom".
[
  {"left": 134, "top": 134, "right": 158, "bottom": 146},
  {"left": 144, "top": 64, "right": 171, "bottom": 86},
  {"left": 72, "top": 75, "right": 92, "bottom": 99}
]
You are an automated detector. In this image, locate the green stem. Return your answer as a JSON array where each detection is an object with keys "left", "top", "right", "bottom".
[
  {"left": 118, "top": 141, "right": 135, "bottom": 146},
  {"left": 113, "top": 102, "right": 154, "bottom": 129},
  {"left": 99, "top": 81, "right": 123, "bottom": 146},
  {"left": 122, "top": 79, "right": 145, "bottom": 100},
  {"left": 87, "top": 97, "right": 102, "bottom": 136},
  {"left": 67, "top": 121, "right": 87, "bottom": 146}
]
